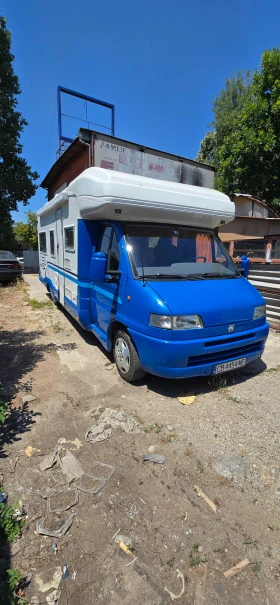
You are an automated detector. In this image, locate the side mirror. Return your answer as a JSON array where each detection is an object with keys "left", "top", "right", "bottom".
[
  {"left": 105, "top": 270, "right": 121, "bottom": 283},
  {"left": 90, "top": 252, "right": 107, "bottom": 282}
]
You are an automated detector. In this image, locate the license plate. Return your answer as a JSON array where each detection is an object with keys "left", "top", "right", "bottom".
[{"left": 214, "top": 357, "right": 246, "bottom": 374}]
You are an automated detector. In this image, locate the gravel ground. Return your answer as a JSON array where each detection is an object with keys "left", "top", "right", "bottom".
[{"left": 0, "top": 275, "right": 280, "bottom": 605}]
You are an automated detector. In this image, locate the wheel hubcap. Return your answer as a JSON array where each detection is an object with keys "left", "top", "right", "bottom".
[{"left": 115, "top": 338, "right": 130, "bottom": 374}]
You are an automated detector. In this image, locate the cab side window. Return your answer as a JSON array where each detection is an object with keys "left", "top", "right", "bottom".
[
  {"left": 99, "top": 226, "right": 112, "bottom": 258},
  {"left": 97, "top": 226, "right": 120, "bottom": 271},
  {"left": 109, "top": 231, "right": 120, "bottom": 271}
]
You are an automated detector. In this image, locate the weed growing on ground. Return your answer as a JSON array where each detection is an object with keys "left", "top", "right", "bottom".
[
  {"left": 8, "top": 279, "right": 28, "bottom": 293},
  {"left": 143, "top": 423, "right": 162, "bottom": 434},
  {"left": 28, "top": 298, "right": 53, "bottom": 309},
  {"left": 197, "top": 459, "right": 205, "bottom": 473},
  {"left": 251, "top": 561, "right": 261, "bottom": 577},
  {"left": 265, "top": 365, "right": 280, "bottom": 373},
  {"left": 189, "top": 543, "right": 208, "bottom": 566},
  {"left": 208, "top": 376, "right": 228, "bottom": 390},
  {"left": 51, "top": 321, "right": 63, "bottom": 332},
  {"left": 166, "top": 434, "right": 175, "bottom": 443}
]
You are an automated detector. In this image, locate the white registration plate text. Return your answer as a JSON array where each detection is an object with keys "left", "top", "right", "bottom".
[{"left": 214, "top": 357, "right": 246, "bottom": 374}]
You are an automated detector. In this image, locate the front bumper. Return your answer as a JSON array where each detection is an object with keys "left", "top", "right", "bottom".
[
  {"left": 0, "top": 270, "right": 22, "bottom": 282},
  {"left": 129, "top": 322, "right": 269, "bottom": 378}
]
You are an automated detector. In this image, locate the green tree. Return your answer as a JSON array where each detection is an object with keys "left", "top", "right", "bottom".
[
  {"left": 196, "top": 48, "right": 280, "bottom": 211},
  {"left": 13, "top": 211, "right": 38, "bottom": 250},
  {"left": 0, "top": 16, "right": 39, "bottom": 249}
]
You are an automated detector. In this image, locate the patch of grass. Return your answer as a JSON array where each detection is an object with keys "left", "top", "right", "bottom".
[
  {"left": 227, "top": 394, "right": 240, "bottom": 404},
  {"left": 166, "top": 434, "right": 175, "bottom": 443},
  {"left": 138, "top": 480, "right": 143, "bottom": 485},
  {"left": 167, "top": 555, "right": 175, "bottom": 568},
  {"left": 252, "top": 498, "right": 258, "bottom": 505},
  {"left": 27, "top": 298, "right": 53, "bottom": 309},
  {"left": 189, "top": 543, "right": 208, "bottom": 567},
  {"left": 51, "top": 321, "right": 63, "bottom": 332},
  {"left": 197, "top": 459, "right": 205, "bottom": 473},
  {"left": 208, "top": 376, "right": 228, "bottom": 391},
  {"left": 8, "top": 279, "right": 27, "bottom": 292},
  {"left": 0, "top": 496, "right": 26, "bottom": 543},
  {"left": 143, "top": 423, "right": 162, "bottom": 434},
  {"left": 265, "top": 365, "right": 280, "bottom": 373},
  {"left": 0, "top": 569, "right": 29, "bottom": 604},
  {"left": 251, "top": 561, "right": 261, "bottom": 577}
]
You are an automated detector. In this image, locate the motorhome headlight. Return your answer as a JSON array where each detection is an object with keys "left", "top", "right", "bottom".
[
  {"left": 150, "top": 314, "right": 172, "bottom": 329},
  {"left": 150, "top": 314, "right": 203, "bottom": 330},
  {"left": 172, "top": 315, "right": 203, "bottom": 329},
  {"left": 253, "top": 304, "right": 266, "bottom": 319}
]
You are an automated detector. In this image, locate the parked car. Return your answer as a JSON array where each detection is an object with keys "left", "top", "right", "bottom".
[
  {"left": 0, "top": 251, "right": 22, "bottom": 283},
  {"left": 17, "top": 256, "right": 24, "bottom": 269}
]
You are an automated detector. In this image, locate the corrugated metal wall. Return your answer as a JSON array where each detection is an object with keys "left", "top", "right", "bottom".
[{"left": 249, "top": 264, "right": 280, "bottom": 327}]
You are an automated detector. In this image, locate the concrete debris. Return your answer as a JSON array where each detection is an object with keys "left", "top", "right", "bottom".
[
  {"left": 21, "top": 394, "right": 37, "bottom": 403},
  {"left": 213, "top": 455, "right": 247, "bottom": 484},
  {"left": 85, "top": 407, "right": 142, "bottom": 444},
  {"left": 85, "top": 423, "right": 112, "bottom": 443},
  {"left": 142, "top": 454, "right": 166, "bottom": 464},
  {"left": 36, "top": 514, "right": 75, "bottom": 538},
  {"left": 58, "top": 448, "right": 84, "bottom": 483},
  {"left": 34, "top": 568, "right": 62, "bottom": 593},
  {"left": 46, "top": 592, "right": 61, "bottom": 605},
  {"left": 40, "top": 445, "right": 61, "bottom": 472}
]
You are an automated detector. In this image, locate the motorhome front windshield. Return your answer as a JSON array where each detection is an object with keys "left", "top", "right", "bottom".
[{"left": 124, "top": 224, "right": 238, "bottom": 280}]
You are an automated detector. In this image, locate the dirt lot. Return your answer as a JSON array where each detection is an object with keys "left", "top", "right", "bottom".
[{"left": 1, "top": 275, "right": 280, "bottom": 605}]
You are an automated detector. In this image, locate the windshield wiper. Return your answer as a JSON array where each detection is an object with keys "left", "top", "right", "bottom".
[
  {"left": 142, "top": 273, "right": 204, "bottom": 280},
  {"left": 200, "top": 272, "right": 238, "bottom": 279}
]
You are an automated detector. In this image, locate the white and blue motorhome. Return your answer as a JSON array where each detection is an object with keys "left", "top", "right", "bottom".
[{"left": 38, "top": 167, "right": 269, "bottom": 382}]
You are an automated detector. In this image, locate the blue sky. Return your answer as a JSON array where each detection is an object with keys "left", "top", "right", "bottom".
[{"left": 3, "top": 0, "right": 280, "bottom": 222}]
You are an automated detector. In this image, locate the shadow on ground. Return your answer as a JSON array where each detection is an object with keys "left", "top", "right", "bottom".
[{"left": 57, "top": 303, "right": 268, "bottom": 398}]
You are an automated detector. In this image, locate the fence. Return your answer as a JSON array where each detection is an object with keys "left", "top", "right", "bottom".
[{"left": 249, "top": 264, "right": 280, "bottom": 327}]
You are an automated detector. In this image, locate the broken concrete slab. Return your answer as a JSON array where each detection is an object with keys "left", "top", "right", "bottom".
[
  {"left": 21, "top": 394, "right": 37, "bottom": 403},
  {"left": 58, "top": 448, "right": 84, "bottom": 483}
]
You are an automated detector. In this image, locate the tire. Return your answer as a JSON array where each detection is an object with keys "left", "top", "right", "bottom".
[{"left": 113, "top": 329, "right": 145, "bottom": 382}]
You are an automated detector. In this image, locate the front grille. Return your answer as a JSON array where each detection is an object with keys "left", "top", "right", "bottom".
[
  {"left": 205, "top": 333, "right": 255, "bottom": 347},
  {"left": 187, "top": 341, "right": 264, "bottom": 367}
]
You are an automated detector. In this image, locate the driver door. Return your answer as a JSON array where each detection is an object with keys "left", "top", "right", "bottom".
[{"left": 91, "top": 225, "right": 121, "bottom": 337}]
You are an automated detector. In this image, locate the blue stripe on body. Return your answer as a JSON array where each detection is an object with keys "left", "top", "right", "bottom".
[{"left": 48, "top": 262, "right": 122, "bottom": 304}]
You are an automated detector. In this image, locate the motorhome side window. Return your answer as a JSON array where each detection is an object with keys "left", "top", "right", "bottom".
[
  {"left": 49, "top": 230, "right": 55, "bottom": 256},
  {"left": 64, "top": 226, "right": 74, "bottom": 250},
  {"left": 39, "top": 232, "right": 47, "bottom": 253}
]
